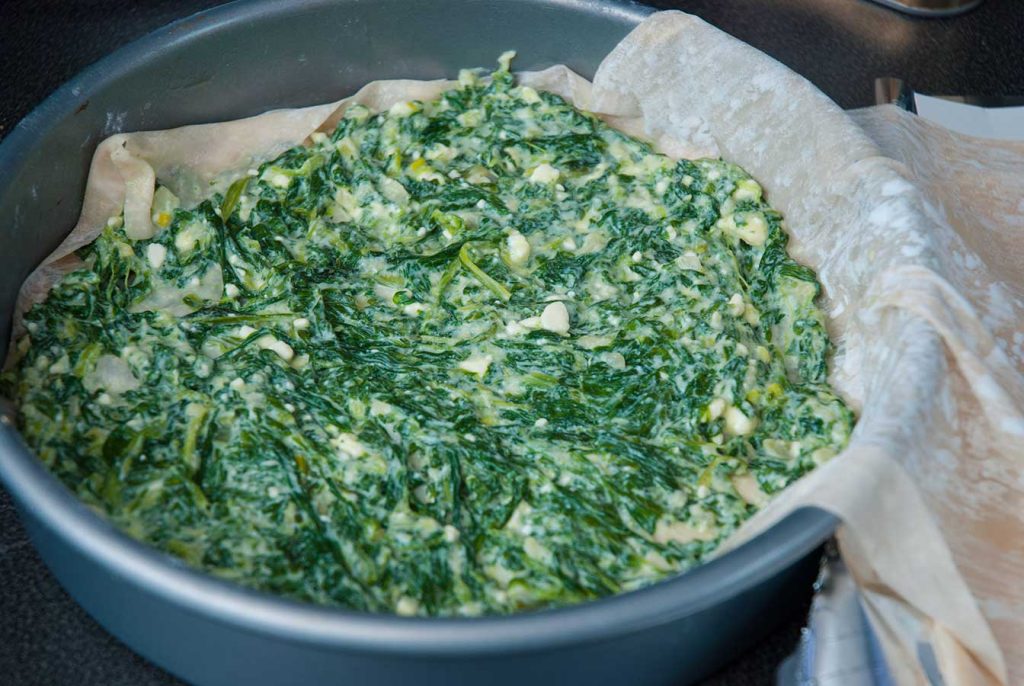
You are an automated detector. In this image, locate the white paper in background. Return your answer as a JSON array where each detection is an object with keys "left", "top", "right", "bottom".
[{"left": 914, "top": 94, "right": 1024, "bottom": 141}]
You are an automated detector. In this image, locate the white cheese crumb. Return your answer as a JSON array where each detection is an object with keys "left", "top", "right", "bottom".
[
  {"left": 727, "top": 293, "right": 746, "bottom": 317},
  {"left": 293, "top": 317, "right": 310, "bottom": 330},
  {"left": 708, "top": 397, "right": 727, "bottom": 421},
  {"left": 519, "top": 86, "right": 541, "bottom": 104},
  {"left": 675, "top": 252, "right": 702, "bottom": 272},
  {"left": 631, "top": 250, "right": 643, "bottom": 263},
  {"left": 224, "top": 283, "right": 240, "bottom": 298},
  {"left": 265, "top": 171, "right": 291, "bottom": 188},
  {"left": 534, "top": 418, "right": 548, "bottom": 428},
  {"left": 403, "top": 303, "right": 427, "bottom": 317},
  {"left": 388, "top": 100, "right": 419, "bottom": 118},
  {"left": 334, "top": 433, "right": 366, "bottom": 458},
  {"left": 561, "top": 237, "right": 578, "bottom": 251},
  {"left": 523, "top": 537, "right": 553, "bottom": 563},
  {"left": 146, "top": 243, "right": 167, "bottom": 270},
  {"left": 335, "top": 137, "right": 357, "bottom": 157},
  {"left": 576, "top": 334, "right": 614, "bottom": 350},
  {"left": 732, "top": 473, "right": 769, "bottom": 506},
  {"left": 506, "top": 230, "right": 531, "bottom": 266},
  {"left": 458, "top": 353, "right": 493, "bottom": 377},
  {"left": 528, "top": 163, "right": 560, "bottom": 184},
  {"left": 174, "top": 222, "right": 206, "bottom": 254},
  {"left": 600, "top": 352, "right": 626, "bottom": 369},
  {"left": 229, "top": 377, "right": 246, "bottom": 391},
  {"left": 256, "top": 335, "right": 294, "bottom": 362},
  {"left": 737, "top": 215, "right": 770, "bottom": 249},
  {"left": 396, "top": 596, "right": 420, "bottom": 616},
  {"left": 652, "top": 518, "right": 717, "bottom": 545},
  {"left": 732, "top": 178, "right": 763, "bottom": 202},
  {"left": 724, "top": 406, "right": 758, "bottom": 436},
  {"left": 373, "top": 283, "right": 400, "bottom": 303},
  {"left": 540, "top": 301, "right": 570, "bottom": 335}
]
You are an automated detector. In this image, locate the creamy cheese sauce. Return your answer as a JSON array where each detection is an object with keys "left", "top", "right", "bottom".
[{"left": 3, "top": 56, "right": 854, "bottom": 616}]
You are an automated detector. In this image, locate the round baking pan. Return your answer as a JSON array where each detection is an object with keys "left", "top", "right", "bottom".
[{"left": 0, "top": 1, "right": 837, "bottom": 684}]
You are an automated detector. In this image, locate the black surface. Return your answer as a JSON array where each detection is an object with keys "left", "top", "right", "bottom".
[{"left": 0, "top": 1, "right": 1020, "bottom": 685}]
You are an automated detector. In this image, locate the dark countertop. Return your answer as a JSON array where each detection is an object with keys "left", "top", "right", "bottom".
[{"left": 0, "top": 1, "right": 1020, "bottom": 685}]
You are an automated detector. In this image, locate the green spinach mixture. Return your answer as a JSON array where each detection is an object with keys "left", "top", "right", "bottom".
[{"left": 4, "top": 56, "right": 854, "bottom": 616}]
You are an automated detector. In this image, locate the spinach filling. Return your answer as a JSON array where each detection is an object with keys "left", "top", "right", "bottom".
[{"left": 3, "top": 56, "right": 853, "bottom": 616}]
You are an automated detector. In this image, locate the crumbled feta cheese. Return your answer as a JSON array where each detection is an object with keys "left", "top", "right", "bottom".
[
  {"left": 528, "top": 163, "right": 560, "bottom": 184},
  {"left": 265, "top": 171, "right": 291, "bottom": 188},
  {"left": 47, "top": 355, "right": 70, "bottom": 375},
  {"left": 146, "top": 243, "right": 167, "bottom": 269},
  {"left": 734, "top": 212, "right": 768, "bottom": 246},
  {"left": 727, "top": 293, "right": 746, "bottom": 317},
  {"left": 724, "top": 406, "right": 757, "bottom": 436},
  {"left": 396, "top": 596, "right": 420, "bottom": 616},
  {"left": 519, "top": 86, "right": 541, "bottom": 104},
  {"left": 506, "top": 230, "right": 531, "bottom": 266},
  {"left": 576, "top": 334, "right": 614, "bottom": 350},
  {"left": 708, "top": 397, "right": 727, "bottom": 421},
  {"left": 675, "top": 252, "right": 702, "bottom": 272},
  {"left": 388, "top": 100, "right": 419, "bottom": 118},
  {"left": 732, "top": 178, "right": 763, "bottom": 202},
  {"left": 333, "top": 432, "right": 366, "bottom": 458},
  {"left": 540, "top": 301, "right": 570, "bottom": 335},
  {"left": 458, "top": 353, "right": 493, "bottom": 377},
  {"left": 403, "top": 303, "right": 427, "bottom": 316},
  {"left": 256, "top": 335, "right": 294, "bottom": 362},
  {"left": 599, "top": 352, "right": 626, "bottom": 369}
]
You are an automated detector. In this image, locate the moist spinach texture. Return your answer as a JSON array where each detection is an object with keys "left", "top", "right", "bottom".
[{"left": 5, "top": 56, "right": 854, "bottom": 616}]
